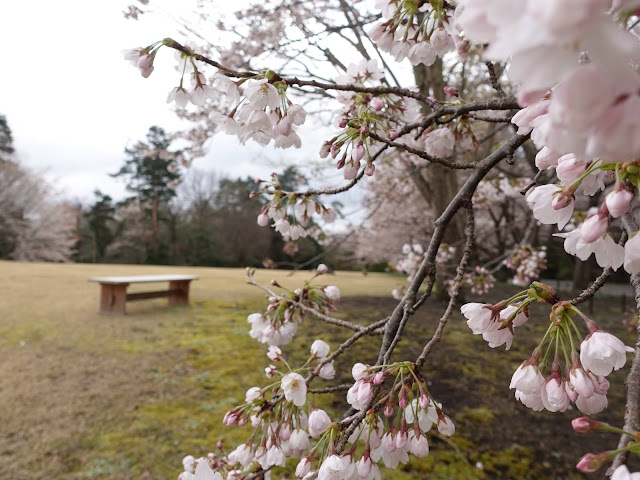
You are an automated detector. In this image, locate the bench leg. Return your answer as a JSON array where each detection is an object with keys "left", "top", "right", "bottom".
[
  {"left": 99, "top": 283, "right": 129, "bottom": 315},
  {"left": 168, "top": 280, "right": 190, "bottom": 306}
]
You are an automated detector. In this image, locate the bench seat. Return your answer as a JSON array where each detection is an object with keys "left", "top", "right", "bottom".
[{"left": 89, "top": 274, "right": 199, "bottom": 315}]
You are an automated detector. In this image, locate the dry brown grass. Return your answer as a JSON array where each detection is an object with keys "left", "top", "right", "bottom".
[{"left": 0, "top": 261, "right": 400, "bottom": 480}]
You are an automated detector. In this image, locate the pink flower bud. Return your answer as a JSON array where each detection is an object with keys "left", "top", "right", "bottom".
[
  {"left": 437, "top": 416, "right": 455, "bottom": 436},
  {"left": 357, "top": 456, "right": 372, "bottom": 478},
  {"left": 580, "top": 215, "right": 609, "bottom": 243},
  {"left": 552, "top": 192, "right": 572, "bottom": 210},
  {"left": 317, "top": 264, "right": 329, "bottom": 274},
  {"left": 370, "top": 97, "right": 384, "bottom": 111},
  {"left": 418, "top": 392, "right": 430, "bottom": 409},
  {"left": 606, "top": 188, "right": 634, "bottom": 218},
  {"left": 572, "top": 417, "right": 605, "bottom": 434},
  {"left": 295, "top": 458, "right": 311, "bottom": 478},
  {"left": 137, "top": 53, "right": 154, "bottom": 76},
  {"left": 372, "top": 370, "right": 387, "bottom": 384},
  {"left": 338, "top": 118, "right": 347, "bottom": 128},
  {"left": 277, "top": 118, "right": 292, "bottom": 136},
  {"left": 576, "top": 453, "right": 609, "bottom": 473},
  {"left": 257, "top": 212, "right": 269, "bottom": 226},
  {"left": 383, "top": 404, "right": 394, "bottom": 417},
  {"left": 217, "top": 440, "right": 223, "bottom": 450},
  {"left": 364, "top": 163, "right": 375, "bottom": 176},
  {"left": 388, "top": 130, "right": 398, "bottom": 140},
  {"left": 352, "top": 143, "right": 365, "bottom": 162},
  {"left": 556, "top": 154, "right": 587, "bottom": 183},
  {"left": 398, "top": 389, "right": 408, "bottom": 409},
  {"left": 443, "top": 86, "right": 459, "bottom": 97},
  {"left": 343, "top": 161, "right": 360, "bottom": 180},
  {"left": 319, "top": 142, "right": 331, "bottom": 158},
  {"left": 360, "top": 125, "right": 367, "bottom": 134},
  {"left": 223, "top": 411, "right": 238, "bottom": 426},
  {"left": 331, "top": 145, "right": 339, "bottom": 159},
  {"left": 238, "top": 417, "right": 247, "bottom": 427},
  {"left": 591, "top": 375, "right": 610, "bottom": 395},
  {"left": 279, "top": 424, "right": 292, "bottom": 441}
]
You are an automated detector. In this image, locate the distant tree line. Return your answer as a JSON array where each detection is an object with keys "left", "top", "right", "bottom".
[
  {"left": 0, "top": 114, "right": 77, "bottom": 262},
  {"left": 73, "top": 126, "right": 326, "bottom": 268}
]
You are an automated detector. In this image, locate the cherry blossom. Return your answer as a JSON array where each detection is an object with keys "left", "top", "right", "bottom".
[
  {"left": 526, "top": 184, "right": 574, "bottom": 230},
  {"left": 625, "top": 233, "right": 640, "bottom": 274},
  {"left": 308, "top": 409, "right": 332, "bottom": 438},
  {"left": 611, "top": 465, "right": 640, "bottom": 480},
  {"left": 194, "top": 460, "right": 223, "bottom": 480},
  {"left": 580, "top": 331, "right": 633, "bottom": 377},
  {"left": 310, "top": 339, "right": 330, "bottom": 358},
  {"left": 424, "top": 128, "right": 455, "bottom": 158},
  {"left": 281, "top": 372, "right": 307, "bottom": 406}
]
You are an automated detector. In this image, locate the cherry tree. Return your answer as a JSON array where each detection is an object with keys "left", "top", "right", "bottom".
[{"left": 123, "top": 1, "right": 640, "bottom": 478}]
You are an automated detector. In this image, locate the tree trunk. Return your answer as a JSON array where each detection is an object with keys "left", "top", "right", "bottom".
[
  {"left": 152, "top": 194, "right": 159, "bottom": 258},
  {"left": 138, "top": 198, "right": 149, "bottom": 261},
  {"left": 412, "top": 59, "right": 465, "bottom": 244}
]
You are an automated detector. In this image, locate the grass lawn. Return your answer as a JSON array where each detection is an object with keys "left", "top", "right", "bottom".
[{"left": 0, "top": 260, "right": 637, "bottom": 479}]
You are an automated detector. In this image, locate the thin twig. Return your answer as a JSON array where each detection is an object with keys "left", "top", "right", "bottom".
[
  {"left": 246, "top": 269, "right": 368, "bottom": 332},
  {"left": 484, "top": 62, "right": 506, "bottom": 97},
  {"left": 308, "top": 384, "right": 352, "bottom": 394},
  {"left": 416, "top": 204, "right": 475, "bottom": 369}
]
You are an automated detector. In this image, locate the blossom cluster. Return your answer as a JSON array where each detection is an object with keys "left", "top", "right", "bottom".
[
  {"left": 456, "top": 1, "right": 640, "bottom": 272},
  {"left": 247, "top": 266, "right": 341, "bottom": 346},
  {"left": 302, "top": 362, "right": 454, "bottom": 480},
  {"left": 503, "top": 245, "right": 547, "bottom": 287},
  {"left": 392, "top": 243, "right": 455, "bottom": 300},
  {"left": 472, "top": 175, "right": 530, "bottom": 209},
  {"left": 178, "top": 341, "right": 323, "bottom": 479},
  {"left": 179, "top": 351, "right": 455, "bottom": 480},
  {"left": 124, "top": 42, "right": 307, "bottom": 150},
  {"left": 254, "top": 173, "right": 338, "bottom": 241},
  {"left": 453, "top": 266, "right": 496, "bottom": 296},
  {"left": 622, "top": 309, "right": 639, "bottom": 333},
  {"left": 462, "top": 282, "right": 633, "bottom": 415},
  {"left": 369, "top": 0, "right": 457, "bottom": 65},
  {"left": 321, "top": 59, "right": 419, "bottom": 180}
]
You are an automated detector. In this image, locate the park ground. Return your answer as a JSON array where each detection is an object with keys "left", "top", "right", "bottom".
[{"left": 0, "top": 261, "right": 637, "bottom": 480}]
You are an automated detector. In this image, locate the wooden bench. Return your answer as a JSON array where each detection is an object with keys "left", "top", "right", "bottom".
[{"left": 88, "top": 274, "right": 199, "bottom": 315}]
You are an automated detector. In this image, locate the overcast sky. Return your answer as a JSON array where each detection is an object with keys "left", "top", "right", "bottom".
[{"left": 0, "top": 0, "right": 348, "bottom": 205}]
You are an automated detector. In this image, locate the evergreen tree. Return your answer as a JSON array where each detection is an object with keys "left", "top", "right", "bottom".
[
  {"left": 111, "top": 126, "right": 180, "bottom": 263},
  {"left": 0, "top": 114, "right": 14, "bottom": 163},
  {"left": 84, "top": 190, "right": 116, "bottom": 263}
]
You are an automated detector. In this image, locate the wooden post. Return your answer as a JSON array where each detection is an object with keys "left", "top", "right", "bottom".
[
  {"left": 168, "top": 280, "right": 190, "bottom": 306},
  {"left": 99, "top": 283, "right": 129, "bottom": 315}
]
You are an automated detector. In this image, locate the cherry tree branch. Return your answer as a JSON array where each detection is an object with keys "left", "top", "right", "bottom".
[
  {"left": 376, "top": 133, "right": 529, "bottom": 365},
  {"left": 246, "top": 269, "right": 376, "bottom": 333},
  {"left": 308, "top": 384, "right": 352, "bottom": 394},
  {"left": 571, "top": 232, "right": 628, "bottom": 307},
  {"left": 165, "top": 39, "right": 519, "bottom": 115},
  {"left": 570, "top": 268, "right": 614, "bottom": 306},
  {"left": 367, "top": 131, "right": 476, "bottom": 169}
]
